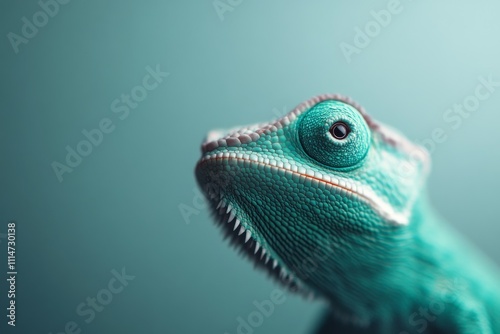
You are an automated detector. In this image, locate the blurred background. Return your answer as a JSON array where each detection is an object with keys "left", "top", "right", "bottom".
[{"left": 1, "top": 1, "right": 499, "bottom": 333}]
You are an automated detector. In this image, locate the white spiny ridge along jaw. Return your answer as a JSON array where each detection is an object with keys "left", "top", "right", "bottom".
[{"left": 207, "top": 191, "right": 313, "bottom": 297}]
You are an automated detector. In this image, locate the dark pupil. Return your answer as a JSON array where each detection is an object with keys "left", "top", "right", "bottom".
[{"left": 331, "top": 122, "right": 349, "bottom": 140}]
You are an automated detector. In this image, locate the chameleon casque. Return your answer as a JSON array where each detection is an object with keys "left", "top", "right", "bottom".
[{"left": 195, "top": 95, "right": 500, "bottom": 333}]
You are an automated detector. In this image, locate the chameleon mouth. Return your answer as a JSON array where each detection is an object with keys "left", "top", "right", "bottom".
[
  {"left": 196, "top": 148, "right": 412, "bottom": 300},
  {"left": 197, "top": 153, "right": 411, "bottom": 226}
]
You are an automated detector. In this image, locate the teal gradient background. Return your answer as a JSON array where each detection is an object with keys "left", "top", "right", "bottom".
[{"left": 1, "top": 1, "right": 499, "bottom": 333}]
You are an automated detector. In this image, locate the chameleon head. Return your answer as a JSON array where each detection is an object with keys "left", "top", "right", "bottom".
[{"left": 195, "top": 95, "right": 430, "bottom": 302}]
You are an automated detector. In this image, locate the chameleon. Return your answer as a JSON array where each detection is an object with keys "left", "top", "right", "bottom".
[{"left": 195, "top": 94, "right": 500, "bottom": 333}]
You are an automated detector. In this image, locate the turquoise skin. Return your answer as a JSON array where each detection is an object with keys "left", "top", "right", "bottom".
[{"left": 195, "top": 95, "right": 500, "bottom": 333}]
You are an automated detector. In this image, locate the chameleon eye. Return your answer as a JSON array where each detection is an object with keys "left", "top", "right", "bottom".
[
  {"left": 299, "top": 100, "right": 371, "bottom": 169},
  {"left": 330, "top": 122, "right": 350, "bottom": 140}
]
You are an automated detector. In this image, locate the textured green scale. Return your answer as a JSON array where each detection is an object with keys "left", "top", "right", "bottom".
[{"left": 196, "top": 96, "right": 500, "bottom": 334}]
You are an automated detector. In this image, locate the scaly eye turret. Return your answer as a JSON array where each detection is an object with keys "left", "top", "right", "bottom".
[{"left": 299, "top": 100, "right": 371, "bottom": 169}]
